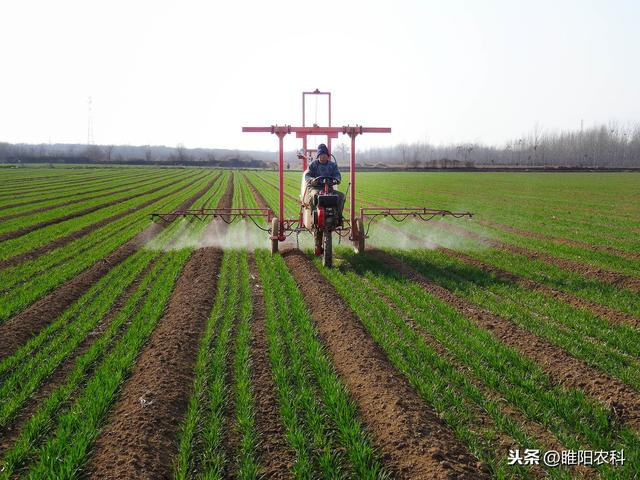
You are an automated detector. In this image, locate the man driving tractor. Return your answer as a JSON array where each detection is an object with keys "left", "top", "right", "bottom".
[{"left": 302, "top": 143, "right": 346, "bottom": 255}]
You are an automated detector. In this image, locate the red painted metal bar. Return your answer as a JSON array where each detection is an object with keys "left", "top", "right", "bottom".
[
  {"left": 349, "top": 132, "right": 357, "bottom": 230},
  {"left": 242, "top": 126, "right": 391, "bottom": 135},
  {"left": 276, "top": 131, "right": 286, "bottom": 240}
]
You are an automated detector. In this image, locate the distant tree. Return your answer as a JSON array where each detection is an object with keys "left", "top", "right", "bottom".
[
  {"left": 0, "top": 142, "right": 9, "bottom": 161},
  {"left": 104, "top": 145, "right": 115, "bottom": 163}
]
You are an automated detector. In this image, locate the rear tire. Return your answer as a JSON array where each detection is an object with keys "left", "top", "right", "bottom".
[
  {"left": 353, "top": 218, "right": 365, "bottom": 254},
  {"left": 322, "top": 229, "right": 332, "bottom": 268},
  {"left": 271, "top": 217, "right": 279, "bottom": 255}
]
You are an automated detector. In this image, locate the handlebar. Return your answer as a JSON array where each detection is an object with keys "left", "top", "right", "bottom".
[{"left": 308, "top": 176, "right": 340, "bottom": 187}]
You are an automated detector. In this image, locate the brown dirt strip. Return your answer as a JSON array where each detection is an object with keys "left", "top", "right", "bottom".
[
  {"left": 253, "top": 174, "right": 299, "bottom": 204},
  {"left": 479, "top": 219, "right": 640, "bottom": 262},
  {"left": 85, "top": 175, "right": 233, "bottom": 480},
  {"left": 437, "top": 222, "right": 640, "bottom": 294},
  {"left": 371, "top": 249, "right": 640, "bottom": 432},
  {"left": 0, "top": 177, "right": 217, "bottom": 361},
  {"left": 282, "top": 249, "right": 488, "bottom": 479},
  {"left": 0, "top": 176, "right": 198, "bottom": 243},
  {"left": 0, "top": 257, "right": 158, "bottom": 457},
  {"left": 0, "top": 172, "right": 209, "bottom": 270},
  {"left": 242, "top": 173, "right": 271, "bottom": 210},
  {"left": 247, "top": 256, "right": 295, "bottom": 479},
  {"left": 86, "top": 246, "right": 223, "bottom": 479},
  {"left": 0, "top": 174, "right": 169, "bottom": 221},
  {"left": 374, "top": 221, "right": 640, "bottom": 329}
]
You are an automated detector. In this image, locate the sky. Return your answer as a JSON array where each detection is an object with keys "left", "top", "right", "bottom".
[{"left": 1, "top": 0, "right": 639, "bottom": 152}]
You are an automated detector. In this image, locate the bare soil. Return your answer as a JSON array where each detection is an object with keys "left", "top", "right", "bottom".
[
  {"left": 86, "top": 246, "right": 222, "bottom": 479},
  {"left": 283, "top": 249, "right": 488, "bottom": 479},
  {"left": 372, "top": 250, "right": 640, "bottom": 432}
]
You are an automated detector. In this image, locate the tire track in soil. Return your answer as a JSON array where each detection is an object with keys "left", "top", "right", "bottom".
[
  {"left": 374, "top": 222, "right": 640, "bottom": 329},
  {"left": 0, "top": 172, "right": 209, "bottom": 270},
  {"left": 0, "top": 173, "right": 171, "bottom": 221},
  {"left": 372, "top": 249, "right": 640, "bottom": 432},
  {"left": 0, "top": 257, "right": 159, "bottom": 457},
  {"left": 478, "top": 219, "right": 640, "bottom": 262},
  {"left": 0, "top": 177, "right": 218, "bottom": 361},
  {"left": 85, "top": 175, "right": 233, "bottom": 480},
  {"left": 0, "top": 175, "right": 201, "bottom": 242},
  {"left": 438, "top": 222, "right": 640, "bottom": 294},
  {"left": 247, "top": 257, "right": 295, "bottom": 479},
  {"left": 282, "top": 249, "right": 488, "bottom": 480}
]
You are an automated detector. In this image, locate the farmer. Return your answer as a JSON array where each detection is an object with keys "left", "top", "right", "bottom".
[
  {"left": 303, "top": 144, "right": 346, "bottom": 255},
  {"left": 303, "top": 143, "right": 345, "bottom": 219}
]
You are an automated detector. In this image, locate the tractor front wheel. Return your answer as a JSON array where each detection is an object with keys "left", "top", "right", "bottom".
[
  {"left": 322, "top": 229, "right": 332, "bottom": 268},
  {"left": 271, "top": 217, "right": 279, "bottom": 255}
]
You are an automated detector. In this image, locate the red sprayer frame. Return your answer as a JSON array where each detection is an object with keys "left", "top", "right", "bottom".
[
  {"left": 242, "top": 125, "right": 391, "bottom": 241},
  {"left": 151, "top": 89, "right": 473, "bottom": 254}
]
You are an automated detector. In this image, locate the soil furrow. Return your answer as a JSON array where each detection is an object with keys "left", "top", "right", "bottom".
[
  {"left": 0, "top": 173, "right": 209, "bottom": 270},
  {"left": 372, "top": 249, "right": 640, "bottom": 432},
  {"left": 85, "top": 246, "right": 222, "bottom": 479},
  {"left": 282, "top": 249, "right": 488, "bottom": 479},
  {"left": 479, "top": 219, "right": 640, "bottom": 262},
  {"left": 0, "top": 177, "right": 217, "bottom": 361},
  {"left": 84, "top": 175, "right": 232, "bottom": 479},
  {"left": 242, "top": 174, "right": 271, "bottom": 210},
  {"left": 247, "top": 256, "right": 295, "bottom": 479}
]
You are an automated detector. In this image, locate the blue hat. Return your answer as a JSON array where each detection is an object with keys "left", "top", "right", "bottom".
[{"left": 317, "top": 144, "right": 329, "bottom": 157}]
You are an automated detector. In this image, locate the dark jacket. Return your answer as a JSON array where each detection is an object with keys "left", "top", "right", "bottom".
[{"left": 304, "top": 159, "right": 342, "bottom": 184}]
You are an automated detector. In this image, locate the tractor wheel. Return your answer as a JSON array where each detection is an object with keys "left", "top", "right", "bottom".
[
  {"left": 353, "top": 218, "right": 365, "bottom": 254},
  {"left": 271, "top": 217, "right": 279, "bottom": 255},
  {"left": 322, "top": 230, "right": 332, "bottom": 268}
]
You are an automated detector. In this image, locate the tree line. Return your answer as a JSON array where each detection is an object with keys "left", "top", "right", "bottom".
[{"left": 357, "top": 123, "right": 640, "bottom": 168}]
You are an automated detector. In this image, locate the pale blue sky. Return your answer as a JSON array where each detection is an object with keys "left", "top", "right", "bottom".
[{"left": 1, "top": 0, "right": 638, "bottom": 151}]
